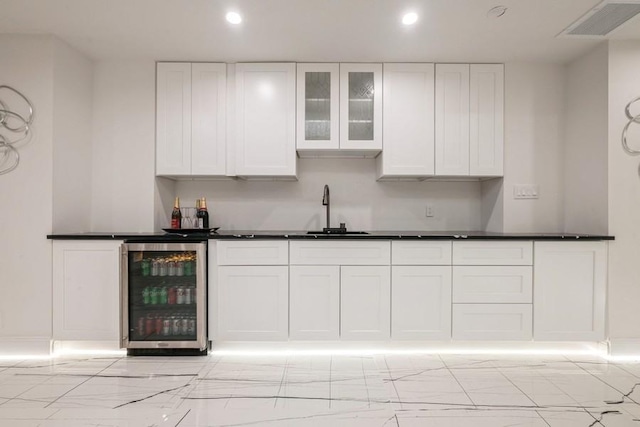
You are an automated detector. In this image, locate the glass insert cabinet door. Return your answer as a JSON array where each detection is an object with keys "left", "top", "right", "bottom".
[
  {"left": 340, "top": 63, "right": 382, "bottom": 151},
  {"left": 296, "top": 63, "right": 339, "bottom": 150},
  {"left": 120, "top": 242, "right": 207, "bottom": 350}
]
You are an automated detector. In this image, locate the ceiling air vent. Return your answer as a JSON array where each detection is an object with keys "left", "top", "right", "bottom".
[{"left": 559, "top": 0, "right": 640, "bottom": 38}]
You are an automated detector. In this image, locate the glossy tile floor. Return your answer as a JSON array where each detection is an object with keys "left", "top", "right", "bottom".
[{"left": 1, "top": 353, "right": 640, "bottom": 426}]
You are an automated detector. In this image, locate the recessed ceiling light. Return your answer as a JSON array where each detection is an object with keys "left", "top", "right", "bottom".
[
  {"left": 402, "top": 12, "right": 419, "bottom": 26},
  {"left": 226, "top": 11, "right": 242, "bottom": 25},
  {"left": 487, "top": 6, "right": 507, "bottom": 18}
]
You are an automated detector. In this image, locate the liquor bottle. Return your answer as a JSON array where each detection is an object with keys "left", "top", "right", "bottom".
[
  {"left": 197, "top": 197, "right": 210, "bottom": 229},
  {"left": 171, "top": 197, "right": 181, "bottom": 229}
]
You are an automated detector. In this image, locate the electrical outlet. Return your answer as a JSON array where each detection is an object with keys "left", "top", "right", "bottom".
[
  {"left": 513, "top": 184, "right": 539, "bottom": 199},
  {"left": 426, "top": 205, "right": 435, "bottom": 217}
]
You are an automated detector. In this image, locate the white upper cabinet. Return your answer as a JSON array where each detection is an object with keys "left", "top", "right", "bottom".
[
  {"left": 235, "top": 63, "right": 297, "bottom": 178},
  {"left": 378, "top": 63, "right": 435, "bottom": 179},
  {"left": 435, "top": 64, "right": 470, "bottom": 176},
  {"left": 156, "top": 62, "right": 227, "bottom": 177},
  {"left": 156, "top": 62, "right": 191, "bottom": 176},
  {"left": 192, "top": 63, "right": 228, "bottom": 175},
  {"left": 435, "top": 64, "right": 504, "bottom": 177},
  {"left": 340, "top": 63, "right": 383, "bottom": 153},
  {"left": 470, "top": 64, "right": 504, "bottom": 176},
  {"left": 296, "top": 63, "right": 340, "bottom": 151}
]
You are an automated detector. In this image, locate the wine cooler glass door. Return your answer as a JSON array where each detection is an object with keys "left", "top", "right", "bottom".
[{"left": 121, "top": 242, "right": 206, "bottom": 350}]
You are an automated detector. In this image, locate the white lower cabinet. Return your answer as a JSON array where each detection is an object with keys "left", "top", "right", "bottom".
[
  {"left": 209, "top": 239, "right": 608, "bottom": 345},
  {"left": 341, "top": 266, "right": 391, "bottom": 340},
  {"left": 52, "top": 240, "right": 122, "bottom": 341},
  {"left": 452, "top": 266, "right": 532, "bottom": 304},
  {"left": 217, "top": 266, "right": 289, "bottom": 340},
  {"left": 450, "top": 241, "right": 533, "bottom": 341},
  {"left": 289, "top": 266, "right": 340, "bottom": 340},
  {"left": 391, "top": 266, "right": 452, "bottom": 340},
  {"left": 452, "top": 304, "right": 533, "bottom": 341},
  {"left": 534, "top": 242, "right": 607, "bottom": 341}
]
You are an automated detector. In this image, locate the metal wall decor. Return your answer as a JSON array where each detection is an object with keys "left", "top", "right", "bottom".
[
  {"left": 622, "top": 96, "right": 640, "bottom": 155},
  {"left": 0, "top": 86, "right": 34, "bottom": 175}
]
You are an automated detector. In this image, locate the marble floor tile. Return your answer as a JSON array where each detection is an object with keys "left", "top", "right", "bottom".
[{"left": 2, "top": 353, "right": 640, "bottom": 425}]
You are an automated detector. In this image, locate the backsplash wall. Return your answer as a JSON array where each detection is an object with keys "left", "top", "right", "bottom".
[{"left": 172, "top": 158, "right": 483, "bottom": 231}]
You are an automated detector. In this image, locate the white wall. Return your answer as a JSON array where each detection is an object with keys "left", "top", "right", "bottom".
[
  {"left": 502, "top": 63, "right": 566, "bottom": 233},
  {"left": 90, "top": 60, "right": 156, "bottom": 232},
  {"left": 607, "top": 41, "right": 640, "bottom": 355},
  {"left": 0, "top": 35, "right": 54, "bottom": 354},
  {"left": 174, "top": 159, "right": 483, "bottom": 231},
  {"left": 563, "top": 44, "right": 609, "bottom": 235},
  {"left": 52, "top": 39, "right": 94, "bottom": 232}
]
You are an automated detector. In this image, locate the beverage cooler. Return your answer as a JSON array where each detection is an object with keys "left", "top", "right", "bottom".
[{"left": 120, "top": 241, "right": 207, "bottom": 355}]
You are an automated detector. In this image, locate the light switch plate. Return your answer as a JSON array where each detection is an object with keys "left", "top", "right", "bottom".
[{"left": 513, "top": 184, "right": 539, "bottom": 199}]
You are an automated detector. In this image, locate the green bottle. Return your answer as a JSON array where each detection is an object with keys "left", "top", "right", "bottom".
[{"left": 142, "top": 287, "right": 150, "bottom": 305}]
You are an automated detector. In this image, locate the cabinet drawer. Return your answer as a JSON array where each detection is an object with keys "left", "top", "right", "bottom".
[
  {"left": 290, "top": 241, "right": 390, "bottom": 265},
  {"left": 453, "top": 266, "right": 532, "bottom": 303},
  {"left": 217, "top": 241, "right": 288, "bottom": 265},
  {"left": 452, "top": 304, "right": 532, "bottom": 340},
  {"left": 452, "top": 241, "right": 532, "bottom": 265},
  {"left": 392, "top": 241, "right": 452, "bottom": 265}
]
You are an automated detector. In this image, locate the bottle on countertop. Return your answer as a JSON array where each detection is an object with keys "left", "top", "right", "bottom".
[
  {"left": 171, "top": 197, "right": 182, "bottom": 229},
  {"left": 195, "top": 199, "right": 202, "bottom": 229},
  {"left": 197, "top": 197, "right": 209, "bottom": 229}
]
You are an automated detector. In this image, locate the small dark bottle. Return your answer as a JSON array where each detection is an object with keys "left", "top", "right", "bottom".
[
  {"left": 171, "top": 197, "right": 181, "bottom": 229},
  {"left": 197, "top": 197, "right": 209, "bottom": 229}
]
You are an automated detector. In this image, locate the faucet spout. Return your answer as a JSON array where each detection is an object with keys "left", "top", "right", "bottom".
[{"left": 322, "top": 185, "right": 330, "bottom": 230}]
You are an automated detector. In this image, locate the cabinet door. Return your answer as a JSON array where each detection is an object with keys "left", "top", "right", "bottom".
[
  {"left": 435, "top": 64, "right": 470, "bottom": 176},
  {"left": 453, "top": 266, "right": 532, "bottom": 303},
  {"left": 290, "top": 266, "right": 340, "bottom": 340},
  {"left": 296, "top": 63, "right": 339, "bottom": 151},
  {"left": 340, "top": 63, "right": 382, "bottom": 151},
  {"left": 218, "top": 266, "right": 289, "bottom": 340},
  {"left": 156, "top": 62, "right": 192, "bottom": 175},
  {"left": 341, "top": 266, "right": 390, "bottom": 340},
  {"left": 453, "top": 304, "right": 532, "bottom": 340},
  {"left": 380, "top": 63, "right": 435, "bottom": 178},
  {"left": 235, "top": 63, "right": 297, "bottom": 177},
  {"left": 534, "top": 242, "right": 607, "bottom": 341},
  {"left": 392, "top": 266, "right": 451, "bottom": 340},
  {"left": 191, "top": 63, "right": 227, "bottom": 175},
  {"left": 470, "top": 64, "right": 504, "bottom": 176},
  {"left": 53, "top": 240, "right": 122, "bottom": 341}
]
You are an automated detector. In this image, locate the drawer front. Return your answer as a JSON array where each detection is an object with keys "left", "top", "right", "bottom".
[
  {"left": 392, "top": 241, "right": 452, "bottom": 265},
  {"left": 217, "top": 240, "right": 289, "bottom": 265},
  {"left": 452, "top": 304, "right": 532, "bottom": 340},
  {"left": 452, "top": 266, "right": 532, "bottom": 303},
  {"left": 452, "top": 241, "right": 533, "bottom": 265},
  {"left": 290, "top": 241, "right": 390, "bottom": 265}
]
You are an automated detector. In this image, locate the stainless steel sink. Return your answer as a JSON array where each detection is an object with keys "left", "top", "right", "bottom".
[{"left": 306, "top": 231, "right": 369, "bottom": 235}]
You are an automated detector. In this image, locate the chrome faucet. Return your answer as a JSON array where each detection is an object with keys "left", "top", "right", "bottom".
[{"left": 322, "top": 184, "right": 330, "bottom": 230}]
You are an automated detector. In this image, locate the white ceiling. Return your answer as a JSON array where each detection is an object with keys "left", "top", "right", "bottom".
[{"left": 1, "top": 0, "right": 639, "bottom": 63}]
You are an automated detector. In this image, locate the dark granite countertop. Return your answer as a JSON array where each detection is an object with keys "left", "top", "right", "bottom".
[{"left": 47, "top": 231, "right": 615, "bottom": 241}]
